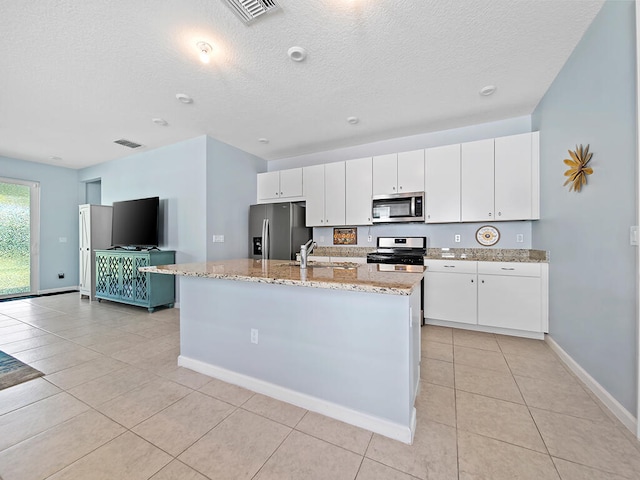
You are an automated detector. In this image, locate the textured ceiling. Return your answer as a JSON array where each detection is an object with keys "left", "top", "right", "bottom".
[{"left": 0, "top": 0, "right": 604, "bottom": 169}]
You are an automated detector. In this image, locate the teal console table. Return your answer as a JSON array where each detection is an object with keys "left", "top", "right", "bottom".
[{"left": 95, "top": 249, "right": 175, "bottom": 312}]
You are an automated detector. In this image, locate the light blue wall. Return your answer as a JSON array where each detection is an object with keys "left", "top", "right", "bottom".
[
  {"left": 78, "top": 136, "right": 208, "bottom": 266},
  {"left": 206, "top": 137, "right": 267, "bottom": 261},
  {"left": 314, "top": 222, "right": 532, "bottom": 249},
  {"left": 532, "top": 0, "right": 636, "bottom": 413},
  {"left": 0, "top": 155, "right": 79, "bottom": 291}
]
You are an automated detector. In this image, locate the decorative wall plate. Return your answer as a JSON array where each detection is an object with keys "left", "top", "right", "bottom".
[{"left": 476, "top": 225, "right": 500, "bottom": 246}]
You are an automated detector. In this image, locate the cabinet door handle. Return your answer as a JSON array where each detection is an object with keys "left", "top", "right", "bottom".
[
  {"left": 392, "top": 186, "right": 396, "bottom": 190},
  {"left": 481, "top": 279, "right": 485, "bottom": 283},
  {"left": 498, "top": 211, "right": 502, "bottom": 216},
  {"left": 444, "top": 265, "right": 455, "bottom": 268},
  {"left": 399, "top": 186, "right": 403, "bottom": 190},
  {"left": 280, "top": 192, "right": 283, "bottom": 195},
  {"left": 471, "top": 279, "right": 474, "bottom": 283},
  {"left": 501, "top": 267, "right": 515, "bottom": 271}
]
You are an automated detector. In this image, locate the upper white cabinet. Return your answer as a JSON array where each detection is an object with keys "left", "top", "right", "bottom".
[
  {"left": 494, "top": 132, "right": 540, "bottom": 220},
  {"left": 372, "top": 150, "right": 425, "bottom": 195},
  {"left": 345, "top": 157, "right": 373, "bottom": 225},
  {"left": 461, "top": 139, "right": 495, "bottom": 222},
  {"left": 303, "top": 162, "right": 346, "bottom": 227},
  {"left": 257, "top": 168, "right": 303, "bottom": 202},
  {"left": 461, "top": 132, "right": 540, "bottom": 222},
  {"left": 425, "top": 144, "right": 461, "bottom": 223},
  {"left": 257, "top": 132, "right": 539, "bottom": 223}
]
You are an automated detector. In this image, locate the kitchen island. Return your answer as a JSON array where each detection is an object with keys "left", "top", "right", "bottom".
[{"left": 141, "top": 259, "right": 423, "bottom": 444}]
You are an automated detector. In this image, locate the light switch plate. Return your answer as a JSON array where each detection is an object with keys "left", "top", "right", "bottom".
[
  {"left": 631, "top": 226, "right": 639, "bottom": 246},
  {"left": 212, "top": 235, "right": 225, "bottom": 243},
  {"left": 516, "top": 234, "right": 524, "bottom": 243},
  {"left": 454, "top": 234, "right": 461, "bottom": 243}
]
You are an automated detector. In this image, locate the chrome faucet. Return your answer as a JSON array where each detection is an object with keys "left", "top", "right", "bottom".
[{"left": 300, "top": 239, "right": 317, "bottom": 269}]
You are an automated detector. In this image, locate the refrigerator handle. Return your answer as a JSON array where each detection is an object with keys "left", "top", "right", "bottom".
[
  {"left": 265, "top": 218, "right": 270, "bottom": 259},
  {"left": 261, "top": 219, "right": 266, "bottom": 260}
]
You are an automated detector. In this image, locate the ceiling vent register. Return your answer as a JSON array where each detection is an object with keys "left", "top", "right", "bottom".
[
  {"left": 221, "top": 0, "right": 280, "bottom": 24},
  {"left": 114, "top": 139, "right": 143, "bottom": 149}
]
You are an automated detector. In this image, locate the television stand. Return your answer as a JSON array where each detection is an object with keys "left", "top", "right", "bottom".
[{"left": 94, "top": 250, "right": 175, "bottom": 312}]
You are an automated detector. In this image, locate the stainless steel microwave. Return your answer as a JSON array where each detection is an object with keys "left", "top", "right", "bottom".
[{"left": 372, "top": 192, "right": 425, "bottom": 223}]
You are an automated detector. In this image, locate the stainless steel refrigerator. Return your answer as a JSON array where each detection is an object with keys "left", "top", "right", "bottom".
[{"left": 249, "top": 202, "right": 312, "bottom": 261}]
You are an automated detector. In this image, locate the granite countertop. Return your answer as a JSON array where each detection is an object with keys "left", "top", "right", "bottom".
[{"left": 140, "top": 259, "right": 424, "bottom": 295}]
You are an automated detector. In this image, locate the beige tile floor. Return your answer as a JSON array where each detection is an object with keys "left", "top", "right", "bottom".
[{"left": 0, "top": 293, "right": 639, "bottom": 479}]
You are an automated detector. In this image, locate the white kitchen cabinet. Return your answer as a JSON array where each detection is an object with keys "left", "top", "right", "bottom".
[
  {"left": 461, "top": 138, "right": 494, "bottom": 222},
  {"left": 257, "top": 168, "right": 303, "bottom": 202},
  {"left": 303, "top": 162, "right": 345, "bottom": 227},
  {"left": 461, "top": 132, "right": 540, "bottom": 222},
  {"left": 424, "top": 259, "right": 549, "bottom": 337},
  {"left": 494, "top": 132, "right": 540, "bottom": 220},
  {"left": 425, "top": 144, "right": 461, "bottom": 223},
  {"left": 79, "top": 204, "right": 112, "bottom": 301},
  {"left": 372, "top": 150, "right": 425, "bottom": 195},
  {"left": 345, "top": 157, "right": 373, "bottom": 225},
  {"left": 424, "top": 260, "right": 477, "bottom": 325},
  {"left": 478, "top": 262, "right": 546, "bottom": 333},
  {"left": 398, "top": 150, "right": 425, "bottom": 193}
]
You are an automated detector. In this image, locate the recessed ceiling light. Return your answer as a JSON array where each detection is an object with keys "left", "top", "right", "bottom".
[
  {"left": 258, "top": 138, "right": 269, "bottom": 144},
  {"left": 152, "top": 118, "right": 168, "bottom": 126},
  {"left": 287, "top": 46, "right": 307, "bottom": 62},
  {"left": 196, "top": 41, "right": 213, "bottom": 64},
  {"left": 479, "top": 85, "right": 497, "bottom": 96},
  {"left": 176, "top": 93, "right": 193, "bottom": 104},
  {"left": 347, "top": 116, "right": 359, "bottom": 125}
]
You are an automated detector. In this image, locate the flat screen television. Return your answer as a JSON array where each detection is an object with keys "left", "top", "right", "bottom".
[{"left": 111, "top": 197, "right": 159, "bottom": 249}]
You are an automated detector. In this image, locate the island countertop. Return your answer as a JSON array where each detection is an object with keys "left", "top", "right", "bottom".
[{"left": 140, "top": 258, "right": 424, "bottom": 295}]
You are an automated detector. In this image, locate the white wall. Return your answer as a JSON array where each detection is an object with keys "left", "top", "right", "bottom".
[{"left": 269, "top": 116, "right": 532, "bottom": 170}]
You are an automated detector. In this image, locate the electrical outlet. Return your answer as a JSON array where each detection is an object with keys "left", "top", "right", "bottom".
[
  {"left": 212, "top": 235, "right": 225, "bottom": 243},
  {"left": 58, "top": 272, "right": 65, "bottom": 279},
  {"left": 516, "top": 234, "right": 524, "bottom": 243},
  {"left": 454, "top": 234, "right": 461, "bottom": 243},
  {"left": 368, "top": 235, "right": 372, "bottom": 242},
  {"left": 250, "top": 328, "right": 259, "bottom": 344}
]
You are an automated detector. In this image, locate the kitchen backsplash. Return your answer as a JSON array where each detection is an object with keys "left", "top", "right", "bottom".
[{"left": 312, "top": 221, "right": 533, "bottom": 249}]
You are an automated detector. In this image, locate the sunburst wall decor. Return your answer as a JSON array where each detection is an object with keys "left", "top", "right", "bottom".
[{"left": 563, "top": 144, "right": 593, "bottom": 192}]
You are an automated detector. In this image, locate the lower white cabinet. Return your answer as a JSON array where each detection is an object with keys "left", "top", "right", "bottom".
[
  {"left": 424, "top": 260, "right": 477, "bottom": 325},
  {"left": 424, "top": 259, "right": 548, "bottom": 337}
]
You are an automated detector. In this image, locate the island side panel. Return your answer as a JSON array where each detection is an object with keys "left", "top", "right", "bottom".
[{"left": 179, "top": 275, "right": 416, "bottom": 427}]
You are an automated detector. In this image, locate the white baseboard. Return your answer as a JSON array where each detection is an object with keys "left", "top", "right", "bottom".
[
  {"left": 37, "top": 286, "right": 79, "bottom": 295},
  {"left": 179, "top": 355, "right": 415, "bottom": 444},
  {"left": 546, "top": 335, "right": 638, "bottom": 435},
  {"left": 425, "top": 319, "right": 544, "bottom": 340}
]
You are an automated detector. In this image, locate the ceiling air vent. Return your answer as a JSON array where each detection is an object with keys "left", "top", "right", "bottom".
[
  {"left": 221, "top": 0, "right": 280, "bottom": 24},
  {"left": 114, "top": 139, "right": 143, "bottom": 149}
]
